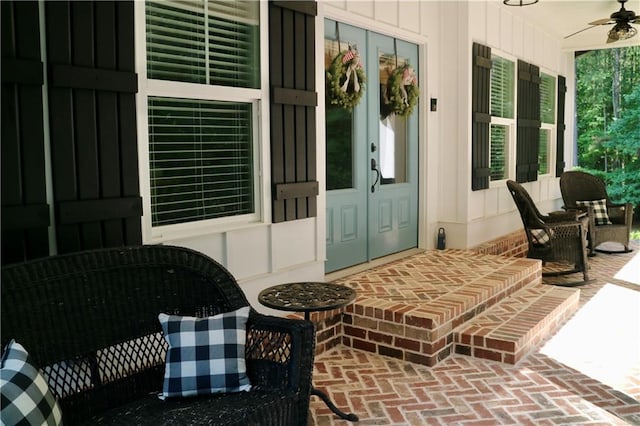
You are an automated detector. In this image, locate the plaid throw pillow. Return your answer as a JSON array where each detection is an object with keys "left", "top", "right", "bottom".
[
  {"left": 158, "top": 306, "right": 252, "bottom": 399},
  {"left": 0, "top": 340, "right": 63, "bottom": 426},
  {"left": 576, "top": 199, "right": 612, "bottom": 225},
  {"left": 530, "top": 228, "right": 551, "bottom": 244}
]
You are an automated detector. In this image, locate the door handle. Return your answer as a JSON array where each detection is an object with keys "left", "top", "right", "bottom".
[{"left": 371, "top": 158, "right": 381, "bottom": 193}]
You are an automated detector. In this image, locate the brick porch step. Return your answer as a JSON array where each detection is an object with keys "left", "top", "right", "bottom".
[
  {"left": 335, "top": 250, "right": 542, "bottom": 366},
  {"left": 454, "top": 284, "right": 580, "bottom": 364}
]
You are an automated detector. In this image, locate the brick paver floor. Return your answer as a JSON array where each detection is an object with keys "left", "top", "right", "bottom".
[{"left": 309, "top": 240, "right": 640, "bottom": 425}]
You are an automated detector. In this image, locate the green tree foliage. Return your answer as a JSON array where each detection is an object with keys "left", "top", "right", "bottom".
[
  {"left": 575, "top": 46, "right": 640, "bottom": 209},
  {"left": 605, "top": 85, "right": 640, "bottom": 204}
]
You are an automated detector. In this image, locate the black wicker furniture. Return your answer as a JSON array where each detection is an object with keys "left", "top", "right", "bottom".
[
  {"left": 507, "top": 180, "right": 590, "bottom": 285},
  {"left": 1, "top": 245, "right": 315, "bottom": 426},
  {"left": 560, "top": 170, "right": 634, "bottom": 254}
]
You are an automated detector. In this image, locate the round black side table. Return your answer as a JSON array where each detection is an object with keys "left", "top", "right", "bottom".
[{"left": 258, "top": 282, "right": 358, "bottom": 422}]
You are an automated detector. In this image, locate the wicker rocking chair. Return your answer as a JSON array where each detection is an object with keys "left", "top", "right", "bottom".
[
  {"left": 560, "top": 170, "right": 634, "bottom": 255},
  {"left": 507, "top": 180, "right": 590, "bottom": 285}
]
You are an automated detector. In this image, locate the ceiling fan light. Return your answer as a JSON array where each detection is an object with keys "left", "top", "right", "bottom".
[
  {"left": 503, "top": 0, "right": 538, "bottom": 6},
  {"left": 607, "top": 22, "right": 638, "bottom": 42}
]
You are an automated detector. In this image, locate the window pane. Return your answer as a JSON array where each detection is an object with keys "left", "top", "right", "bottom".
[
  {"left": 146, "top": 1, "right": 206, "bottom": 84},
  {"left": 379, "top": 53, "right": 408, "bottom": 185},
  {"left": 379, "top": 115, "right": 407, "bottom": 185},
  {"left": 325, "top": 39, "right": 354, "bottom": 190},
  {"left": 146, "top": 0, "right": 260, "bottom": 88},
  {"left": 490, "top": 55, "right": 514, "bottom": 119},
  {"left": 148, "top": 97, "right": 254, "bottom": 226},
  {"left": 326, "top": 104, "right": 354, "bottom": 190},
  {"left": 540, "top": 73, "right": 556, "bottom": 124},
  {"left": 539, "top": 128, "right": 550, "bottom": 175},
  {"left": 490, "top": 124, "right": 508, "bottom": 181}
]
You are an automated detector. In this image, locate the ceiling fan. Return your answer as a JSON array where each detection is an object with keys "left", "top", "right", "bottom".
[{"left": 565, "top": 0, "right": 639, "bottom": 43}]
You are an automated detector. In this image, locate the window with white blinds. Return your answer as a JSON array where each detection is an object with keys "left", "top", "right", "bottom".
[
  {"left": 146, "top": 0, "right": 260, "bottom": 88},
  {"left": 142, "top": 0, "right": 262, "bottom": 230},
  {"left": 490, "top": 124, "right": 508, "bottom": 181},
  {"left": 540, "top": 73, "right": 556, "bottom": 125},
  {"left": 490, "top": 55, "right": 515, "bottom": 119},
  {"left": 489, "top": 53, "right": 515, "bottom": 184},
  {"left": 538, "top": 129, "right": 550, "bottom": 175},
  {"left": 148, "top": 97, "right": 254, "bottom": 226},
  {"left": 539, "top": 72, "right": 556, "bottom": 176}
]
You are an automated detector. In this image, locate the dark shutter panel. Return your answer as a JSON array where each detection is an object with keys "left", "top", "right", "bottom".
[
  {"left": 1, "top": 1, "right": 50, "bottom": 265},
  {"left": 269, "top": 1, "right": 319, "bottom": 223},
  {"left": 555, "top": 75, "right": 567, "bottom": 177},
  {"left": 45, "top": 1, "right": 141, "bottom": 253},
  {"left": 516, "top": 60, "right": 541, "bottom": 183},
  {"left": 471, "top": 42, "right": 491, "bottom": 191}
]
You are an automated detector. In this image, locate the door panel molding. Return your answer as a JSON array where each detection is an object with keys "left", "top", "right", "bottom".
[
  {"left": 398, "top": 198, "right": 411, "bottom": 229},
  {"left": 377, "top": 200, "right": 393, "bottom": 232},
  {"left": 326, "top": 207, "right": 335, "bottom": 245},
  {"left": 340, "top": 205, "right": 358, "bottom": 242}
]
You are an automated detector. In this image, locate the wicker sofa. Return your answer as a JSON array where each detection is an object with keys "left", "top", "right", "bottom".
[{"left": 1, "top": 245, "right": 315, "bottom": 425}]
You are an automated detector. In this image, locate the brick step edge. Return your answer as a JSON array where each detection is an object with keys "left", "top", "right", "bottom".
[{"left": 453, "top": 284, "right": 580, "bottom": 364}]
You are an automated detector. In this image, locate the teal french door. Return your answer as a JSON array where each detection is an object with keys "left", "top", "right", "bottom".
[{"left": 325, "top": 20, "right": 419, "bottom": 273}]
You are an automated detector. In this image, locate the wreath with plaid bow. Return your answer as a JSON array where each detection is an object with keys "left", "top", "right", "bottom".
[
  {"left": 382, "top": 63, "right": 419, "bottom": 118},
  {"left": 326, "top": 47, "right": 366, "bottom": 111}
]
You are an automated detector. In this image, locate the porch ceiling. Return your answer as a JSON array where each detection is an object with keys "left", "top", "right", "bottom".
[{"left": 498, "top": 0, "right": 640, "bottom": 51}]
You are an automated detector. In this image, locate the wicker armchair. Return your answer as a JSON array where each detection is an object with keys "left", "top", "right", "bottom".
[
  {"left": 507, "top": 180, "right": 590, "bottom": 284},
  {"left": 560, "top": 170, "right": 634, "bottom": 254},
  {"left": 1, "top": 245, "right": 315, "bottom": 426}
]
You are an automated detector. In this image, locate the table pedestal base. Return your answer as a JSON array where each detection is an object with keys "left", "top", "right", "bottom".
[
  {"left": 311, "top": 387, "right": 359, "bottom": 422},
  {"left": 258, "top": 283, "right": 359, "bottom": 422}
]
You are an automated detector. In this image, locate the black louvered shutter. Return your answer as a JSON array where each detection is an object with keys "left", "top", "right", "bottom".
[
  {"left": 516, "top": 60, "right": 541, "bottom": 183},
  {"left": 45, "top": 1, "right": 142, "bottom": 253},
  {"left": 555, "top": 75, "right": 567, "bottom": 177},
  {"left": 471, "top": 42, "right": 492, "bottom": 191},
  {"left": 1, "top": 1, "right": 50, "bottom": 265},
  {"left": 269, "top": 1, "right": 319, "bottom": 222}
]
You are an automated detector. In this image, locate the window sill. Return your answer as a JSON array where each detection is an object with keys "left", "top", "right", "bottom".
[{"left": 147, "top": 216, "right": 265, "bottom": 244}]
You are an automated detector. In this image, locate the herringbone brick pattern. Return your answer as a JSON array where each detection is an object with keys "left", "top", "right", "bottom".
[
  {"left": 455, "top": 285, "right": 580, "bottom": 364},
  {"left": 309, "top": 241, "right": 640, "bottom": 425},
  {"left": 335, "top": 251, "right": 542, "bottom": 366}
]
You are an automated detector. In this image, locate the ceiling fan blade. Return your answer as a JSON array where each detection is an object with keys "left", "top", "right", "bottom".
[
  {"left": 564, "top": 25, "right": 598, "bottom": 39},
  {"left": 606, "top": 33, "right": 619, "bottom": 43},
  {"left": 588, "top": 17, "right": 615, "bottom": 25}
]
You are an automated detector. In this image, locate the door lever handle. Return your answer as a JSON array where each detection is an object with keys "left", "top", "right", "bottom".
[{"left": 370, "top": 158, "right": 381, "bottom": 193}]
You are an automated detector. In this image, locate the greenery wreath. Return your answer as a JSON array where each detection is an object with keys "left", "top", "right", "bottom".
[
  {"left": 326, "top": 50, "right": 366, "bottom": 111},
  {"left": 384, "top": 63, "right": 419, "bottom": 118}
]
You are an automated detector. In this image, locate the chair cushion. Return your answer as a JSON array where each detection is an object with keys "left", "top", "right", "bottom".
[
  {"left": 530, "top": 228, "right": 551, "bottom": 244},
  {"left": 0, "top": 339, "right": 63, "bottom": 426},
  {"left": 158, "top": 306, "right": 252, "bottom": 399},
  {"left": 576, "top": 199, "right": 612, "bottom": 225}
]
